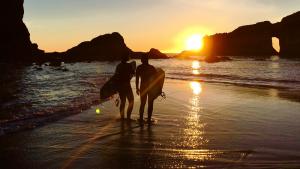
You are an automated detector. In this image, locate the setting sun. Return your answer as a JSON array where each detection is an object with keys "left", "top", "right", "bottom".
[{"left": 185, "top": 34, "right": 203, "bottom": 51}]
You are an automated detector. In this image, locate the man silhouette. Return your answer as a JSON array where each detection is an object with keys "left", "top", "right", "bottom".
[
  {"left": 115, "top": 54, "right": 134, "bottom": 120},
  {"left": 136, "top": 55, "right": 157, "bottom": 123}
]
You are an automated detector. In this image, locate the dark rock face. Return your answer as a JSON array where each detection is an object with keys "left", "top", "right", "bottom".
[
  {"left": 148, "top": 48, "right": 169, "bottom": 59},
  {"left": 177, "top": 11, "right": 300, "bottom": 59},
  {"left": 202, "top": 21, "right": 278, "bottom": 56},
  {"left": 176, "top": 50, "right": 231, "bottom": 63},
  {"left": 6, "top": 1, "right": 299, "bottom": 62},
  {"left": 63, "top": 32, "right": 131, "bottom": 62},
  {"left": 0, "top": 0, "right": 165, "bottom": 64},
  {"left": 132, "top": 48, "right": 169, "bottom": 59},
  {"left": 275, "top": 11, "right": 300, "bottom": 57},
  {"left": 43, "top": 34, "right": 168, "bottom": 63},
  {"left": 0, "top": 0, "right": 37, "bottom": 63}
]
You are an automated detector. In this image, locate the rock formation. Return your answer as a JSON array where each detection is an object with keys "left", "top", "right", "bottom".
[
  {"left": 274, "top": 11, "right": 300, "bottom": 57},
  {"left": 0, "top": 0, "right": 42, "bottom": 63},
  {"left": 63, "top": 32, "right": 131, "bottom": 62},
  {"left": 201, "top": 21, "right": 278, "bottom": 56},
  {"left": 147, "top": 48, "right": 169, "bottom": 59},
  {"left": 3, "top": 1, "right": 299, "bottom": 62},
  {"left": 176, "top": 50, "right": 231, "bottom": 63},
  {"left": 177, "top": 11, "right": 300, "bottom": 59},
  {"left": 176, "top": 21, "right": 278, "bottom": 60},
  {"left": 132, "top": 48, "right": 169, "bottom": 59},
  {"left": 43, "top": 33, "right": 168, "bottom": 63}
]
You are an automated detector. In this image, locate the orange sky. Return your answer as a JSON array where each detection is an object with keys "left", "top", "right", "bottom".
[{"left": 24, "top": 0, "right": 298, "bottom": 53}]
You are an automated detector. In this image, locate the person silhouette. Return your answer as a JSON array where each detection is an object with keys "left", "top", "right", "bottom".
[
  {"left": 115, "top": 54, "right": 134, "bottom": 120},
  {"left": 136, "top": 54, "right": 157, "bottom": 123}
]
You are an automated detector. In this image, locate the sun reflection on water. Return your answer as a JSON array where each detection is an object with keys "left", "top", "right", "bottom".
[
  {"left": 192, "top": 61, "right": 201, "bottom": 69},
  {"left": 190, "top": 81, "right": 202, "bottom": 95},
  {"left": 192, "top": 69, "right": 200, "bottom": 75},
  {"left": 182, "top": 81, "right": 210, "bottom": 161},
  {"left": 192, "top": 60, "right": 201, "bottom": 75}
]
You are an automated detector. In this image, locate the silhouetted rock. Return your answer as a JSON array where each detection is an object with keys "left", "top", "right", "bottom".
[
  {"left": 176, "top": 11, "right": 300, "bottom": 59},
  {"left": 63, "top": 32, "right": 131, "bottom": 62},
  {"left": 5, "top": 1, "right": 299, "bottom": 62},
  {"left": 148, "top": 48, "right": 169, "bottom": 59},
  {"left": 274, "top": 11, "right": 300, "bottom": 57},
  {"left": 132, "top": 48, "right": 169, "bottom": 59},
  {"left": 176, "top": 21, "right": 278, "bottom": 59},
  {"left": 176, "top": 50, "right": 231, "bottom": 63},
  {"left": 205, "top": 56, "right": 231, "bottom": 63},
  {"left": 203, "top": 21, "right": 278, "bottom": 56},
  {"left": 42, "top": 34, "right": 168, "bottom": 63},
  {"left": 0, "top": 0, "right": 41, "bottom": 63}
]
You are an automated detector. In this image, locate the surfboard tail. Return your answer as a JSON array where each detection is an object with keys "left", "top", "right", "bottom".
[{"left": 151, "top": 68, "right": 165, "bottom": 99}]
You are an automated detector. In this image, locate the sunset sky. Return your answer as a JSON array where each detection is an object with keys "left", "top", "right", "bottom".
[{"left": 24, "top": 0, "right": 300, "bottom": 53}]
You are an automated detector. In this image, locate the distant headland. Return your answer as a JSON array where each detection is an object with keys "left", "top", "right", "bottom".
[
  {"left": 176, "top": 11, "right": 300, "bottom": 60},
  {"left": 0, "top": 0, "right": 168, "bottom": 64},
  {"left": 42, "top": 33, "right": 168, "bottom": 64},
  {"left": 1, "top": 0, "right": 300, "bottom": 64}
]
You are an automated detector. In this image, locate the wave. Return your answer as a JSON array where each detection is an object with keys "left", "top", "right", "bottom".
[
  {"left": 167, "top": 72, "right": 300, "bottom": 89},
  {"left": 168, "top": 72, "right": 300, "bottom": 84}
]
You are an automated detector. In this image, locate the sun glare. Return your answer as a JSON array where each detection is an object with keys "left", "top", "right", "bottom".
[
  {"left": 186, "top": 34, "right": 203, "bottom": 51},
  {"left": 192, "top": 61, "right": 201, "bottom": 69},
  {"left": 190, "top": 82, "right": 202, "bottom": 95}
]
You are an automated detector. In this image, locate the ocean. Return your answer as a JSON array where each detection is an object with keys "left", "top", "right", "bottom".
[
  {"left": 1, "top": 58, "right": 300, "bottom": 125},
  {"left": 1, "top": 58, "right": 300, "bottom": 168}
]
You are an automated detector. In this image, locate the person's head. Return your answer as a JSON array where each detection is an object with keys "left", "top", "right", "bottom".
[
  {"left": 121, "top": 51, "right": 130, "bottom": 63},
  {"left": 141, "top": 54, "right": 149, "bottom": 64}
]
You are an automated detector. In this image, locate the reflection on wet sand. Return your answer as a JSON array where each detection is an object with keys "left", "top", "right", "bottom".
[
  {"left": 184, "top": 81, "right": 210, "bottom": 162},
  {"left": 1, "top": 78, "right": 300, "bottom": 168},
  {"left": 268, "top": 88, "right": 279, "bottom": 97}
]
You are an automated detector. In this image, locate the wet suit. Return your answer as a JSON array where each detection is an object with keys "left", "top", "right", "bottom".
[
  {"left": 115, "top": 62, "right": 134, "bottom": 119},
  {"left": 136, "top": 63, "right": 157, "bottom": 122}
]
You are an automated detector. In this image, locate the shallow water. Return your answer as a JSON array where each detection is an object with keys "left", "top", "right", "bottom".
[
  {"left": 1, "top": 58, "right": 300, "bottom": 126},
  {"left": 1, "top": 80, "right": 300, "bottom": 168},
  {"left": 0, "top": 62, "right": 116, "bottom": 123}
]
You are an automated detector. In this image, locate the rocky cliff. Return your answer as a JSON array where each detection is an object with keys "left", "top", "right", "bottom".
[
  {"left": 0, "top": 0, "right": 42, "bottom": 63},
  {"left": 64, "top": 32, "right": 131, "bottom": 62},
  {"left": 43, "top": 33, "right": 168, "bottom": 63},
  {"left": 202, "top": 21, "right": 278, "bottom": 56},
  {"left": 132, "top": 48, "right": 169, "bottom": 59},
  {"left": 274, "top": 11, "right": 300, "bottom": 57},
  {"left": 4, "top": 1, "right": 299, "bottom": 62},
  {"left": 177, "top": 11, "right": 300, "bottom": 59}
]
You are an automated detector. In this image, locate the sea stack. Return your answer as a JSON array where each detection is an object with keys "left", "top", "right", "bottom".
[
  {"left": 0, "top": 0, "right": 40, "bottom": 63},
  {"left": 274, "top": 11, "right": 300, "bottom": 57}
]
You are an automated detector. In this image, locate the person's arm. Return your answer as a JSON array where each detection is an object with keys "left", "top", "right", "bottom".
[{"left": 135, "top": 67, "right": 140, "bottom": 95}]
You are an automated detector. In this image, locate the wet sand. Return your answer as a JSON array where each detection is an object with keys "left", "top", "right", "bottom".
[{"left": 1, "top": 79, "right": 300, "bottom": 169}]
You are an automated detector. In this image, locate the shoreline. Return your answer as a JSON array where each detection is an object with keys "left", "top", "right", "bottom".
[
  {"left": 1, "top": 78, "right": 300, "bottom": 136},
  {"left": 1, "top": 79, "right": 300, "bottom": 168}
]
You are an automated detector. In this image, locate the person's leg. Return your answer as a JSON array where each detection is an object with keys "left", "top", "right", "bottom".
[
  {"left": 119, "top": 92, "right": 126, "bottom": 119},
  {"left": 126, "top": 87, "right": 134, "bottom": 119},
  {"left": 147, "top": 94, "right": 154, "bottom": 122},
  {"left": 139, "top": 92, "right": 147, "bottom": 121}
]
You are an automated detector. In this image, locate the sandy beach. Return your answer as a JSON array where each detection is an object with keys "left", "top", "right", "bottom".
[
  {"left": 2, "top": 1, "right": 300, "bottom": 168},
  {"left": 1, "top": 79, "right": 300, "bottom": 169}
]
